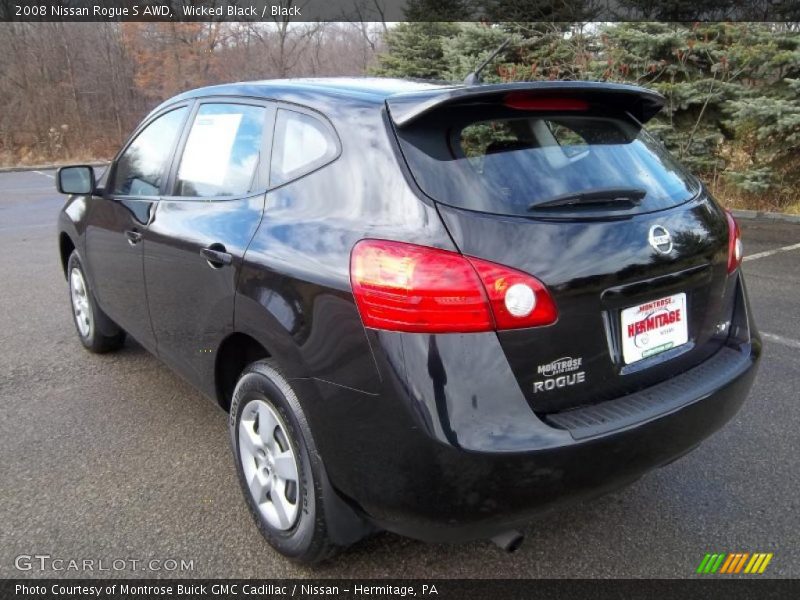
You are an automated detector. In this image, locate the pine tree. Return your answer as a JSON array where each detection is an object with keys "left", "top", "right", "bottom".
[
  {"left": 372, "top": 20, "right": 800, "bottom": 210},
  {"left": 370, "top": 22, "right": 461, "bottom": 80}
]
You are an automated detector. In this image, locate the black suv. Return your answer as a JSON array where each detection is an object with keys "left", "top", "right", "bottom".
[{"left": 56, "top": 78, "right": 760, "bottom": 563}]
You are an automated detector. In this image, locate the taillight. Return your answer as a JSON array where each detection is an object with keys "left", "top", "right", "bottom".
[
  {"left": 504, "top": 93, "right": 589, "bottom": 112},
  {"left": 468, "top": 257, "right": 558, "bottom": 329},
  {"left": 350, "top": 239, "right": 558, "bottom": 333},
  {"left": 725, "top": 210, "right": 743, "bottom": 274}
]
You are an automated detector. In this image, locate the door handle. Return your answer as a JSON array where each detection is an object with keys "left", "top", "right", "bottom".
[
  {"left": 125, "top": 229, "right": 142, "bottom": 245},
  {"left": 200, "top": 245, "right": 232, "bottom": 268}
]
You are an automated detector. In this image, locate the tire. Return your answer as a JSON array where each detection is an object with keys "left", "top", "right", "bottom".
[
  {"left": 66, "top": 250, "right": 125, "bottom": 353},
  {"left": 229, "top": 359, "right": 340, "bottom": 564}
]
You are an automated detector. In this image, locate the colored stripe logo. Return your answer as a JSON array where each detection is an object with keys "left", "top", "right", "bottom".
[{"left": 697, "top": 552, "right": 773, "bottom": 574}]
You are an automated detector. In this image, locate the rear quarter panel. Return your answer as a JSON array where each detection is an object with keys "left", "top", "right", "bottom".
[{"left": 234, "top": 98, "right": 454, "bottom": 393}]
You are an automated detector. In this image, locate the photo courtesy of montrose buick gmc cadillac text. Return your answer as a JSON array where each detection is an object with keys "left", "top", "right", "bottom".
[{"left": 55, "top": 78, "right": 760, "bottom": 563}]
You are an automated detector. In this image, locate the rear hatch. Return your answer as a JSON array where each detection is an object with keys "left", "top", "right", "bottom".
[{"left": 387, "top": 83, "right": 735, "bottom": 414}]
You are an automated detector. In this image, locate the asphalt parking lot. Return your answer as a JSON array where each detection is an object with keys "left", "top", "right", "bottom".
[{"left": 1, "top": 168, "right": 798, "bottom": 579}]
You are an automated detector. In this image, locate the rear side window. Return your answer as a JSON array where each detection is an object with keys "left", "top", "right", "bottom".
[
  {"left": 270, "top": 109, "right": 338, "bottom": 186},
  {"left": 396, "top": 107, "right": 701, "bottom": 216},
  {"left": 176, "top": 103, "right": 266, "bottom": 197},
  {"left": 112, "top": 107, "right": 187, "bottom": 196}
]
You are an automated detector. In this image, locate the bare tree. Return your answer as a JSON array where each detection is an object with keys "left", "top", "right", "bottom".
[{"left": 0, "top": 19, "right": 381, "bottom": 165}]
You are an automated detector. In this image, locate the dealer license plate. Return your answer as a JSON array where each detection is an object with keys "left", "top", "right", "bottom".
[{"left": 620, "top": 293, "right": 688, "bottom": 365}]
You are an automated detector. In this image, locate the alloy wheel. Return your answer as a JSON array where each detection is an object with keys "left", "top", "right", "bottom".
[
  {"left": 238, "top": 398, "right": 300, "bottom": 531},
  {"left": 69, "top": 267, "right": 93, "bottom": 338}
]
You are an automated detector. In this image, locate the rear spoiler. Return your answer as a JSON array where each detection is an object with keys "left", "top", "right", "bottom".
[{"left": 387, "top": 81, "right": 665, "bottom": 127}]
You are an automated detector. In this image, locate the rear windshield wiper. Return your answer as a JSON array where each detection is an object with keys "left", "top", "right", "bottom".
[{"left": 528, "top": 188, "right": 647, "bottom": 210}]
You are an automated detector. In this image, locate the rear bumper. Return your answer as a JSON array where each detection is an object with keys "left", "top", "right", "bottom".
[
  {"left": 305, "top": 276, "right": 760, "bottom": 543},
  {"left": 373, "top": 340, "right": 758, "bottom": 542}
]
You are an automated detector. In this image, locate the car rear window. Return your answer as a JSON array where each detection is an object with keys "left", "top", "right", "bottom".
[{"left": 394, "top": 106, "right": 701, "bottom": 216}]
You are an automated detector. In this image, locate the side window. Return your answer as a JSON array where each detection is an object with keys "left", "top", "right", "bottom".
[
  {"left": 270, "top": 109, "right": 338, "bottom": 186},
  {"left": 111, "top": 107, "right": 187, "bottom": 196},
  {"left": 175, "top": 103, "right": 266, "bottom": 197}
]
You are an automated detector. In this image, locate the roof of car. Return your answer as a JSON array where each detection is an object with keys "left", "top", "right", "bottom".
[
  {"left": 162, "top": 77, "right": 447, "bottom": 105},
  {"left": 153, "top": 77, "right": 665, "bottom": 124}
]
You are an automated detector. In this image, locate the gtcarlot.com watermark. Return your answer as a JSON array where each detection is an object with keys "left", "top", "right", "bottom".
[{"left": 14, "top": 554, "right": 194, "bottom": 573}]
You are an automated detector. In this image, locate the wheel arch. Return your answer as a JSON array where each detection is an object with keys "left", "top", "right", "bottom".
[
  {"left": 214, "top": 331, "right": 272, "bottom": 411},
  {"left": 59, "top": 231, "right": 76, "bottom": 279}
]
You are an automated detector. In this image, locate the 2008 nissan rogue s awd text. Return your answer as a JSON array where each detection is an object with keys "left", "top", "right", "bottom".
[{"left": 55, "top": 78, "right": 760, "bottom": 563}]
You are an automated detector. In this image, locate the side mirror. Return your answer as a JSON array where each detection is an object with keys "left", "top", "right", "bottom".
[{"left": 57, "top": 165, "right": 96, "bottom": 195}]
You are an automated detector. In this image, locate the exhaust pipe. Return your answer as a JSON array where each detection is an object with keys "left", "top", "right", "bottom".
[{"left": 490, "top": 530, "right": 524, "bottom": 553}]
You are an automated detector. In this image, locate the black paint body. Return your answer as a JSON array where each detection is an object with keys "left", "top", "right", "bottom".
[{"left": 57, "top": 78, "right": 760, "bottom": 543}]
